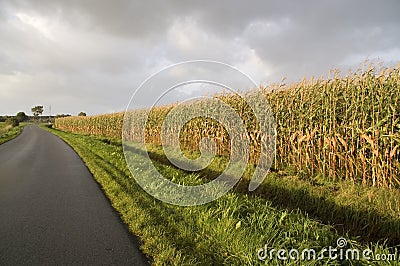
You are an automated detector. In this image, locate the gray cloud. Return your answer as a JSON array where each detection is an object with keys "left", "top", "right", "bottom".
[{"left": 1, "top": 0, "right": 399, "bottom": 115}]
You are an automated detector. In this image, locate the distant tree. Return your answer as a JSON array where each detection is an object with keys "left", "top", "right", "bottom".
[
  {"left": 78, "top": 112, "right": 87, "bottom": 116},
  {"left": 56, "top": 114, "right": 71, "bottom": 118},
  {"left": 16, "top": 111, "right": 28, "bottom": 122},
  {"left": 31, "top": 106, "right": 44, "bottom": 120}
]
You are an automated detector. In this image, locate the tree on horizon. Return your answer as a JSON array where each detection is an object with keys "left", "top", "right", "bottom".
[{"left": 31, "top": 106, "right": 44, "bottom": 121}]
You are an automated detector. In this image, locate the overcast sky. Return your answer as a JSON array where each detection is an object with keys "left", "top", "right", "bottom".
[{"left": 1, "top": 0, "right": 399, "bottom": 116}]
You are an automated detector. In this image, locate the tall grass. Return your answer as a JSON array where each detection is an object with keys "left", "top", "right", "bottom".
[
  {"left": 55, "top": 62, "right": 400, "bottom": 187},
  {"left": 0, "top": 122, "right": 25, "bottom": 145}
]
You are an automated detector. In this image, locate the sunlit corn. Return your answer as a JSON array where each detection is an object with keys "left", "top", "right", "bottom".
[{"left": 55, "top": 62, "right": 400, "bottom": 188}]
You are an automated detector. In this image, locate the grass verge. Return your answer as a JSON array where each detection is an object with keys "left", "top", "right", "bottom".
[
  {"left": 141, "top": 144, "right": 400, "bottom": 246},
  {"left": 43, "top": 126, "right": 399, "bottom": 265},
  {"left": 0, "top": 122, "right": 26, "bottom": 145}
]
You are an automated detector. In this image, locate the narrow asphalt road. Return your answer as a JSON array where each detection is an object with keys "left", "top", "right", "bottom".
[{"left": 0, "top": 125, "right": 149, "bottom": 265}]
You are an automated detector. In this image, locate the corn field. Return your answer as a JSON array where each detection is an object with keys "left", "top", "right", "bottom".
[
  {"left": 55, "top": 112, "right": 125, "bottom": 138},
  {"left": 266, "top": 64, "right": 400, "bottom": 187},
  {"left": 55, "top": 63, "right": 400, "bottom": 187}
]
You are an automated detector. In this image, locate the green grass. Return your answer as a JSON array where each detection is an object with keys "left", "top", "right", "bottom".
[
  {"left": 42, "top": 126, "right": 399, "bottom": 265},
  {"left": 0, "top": 122, "right": 26, "bottom": 145},
  {"left": 142, "top": 144, "right": 400, "bottom": 246}
]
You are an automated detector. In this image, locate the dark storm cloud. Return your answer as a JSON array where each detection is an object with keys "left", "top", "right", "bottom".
[
  {"left": 1, "top": 0, "right": 399, "bottom": 115},
  {"left": 239, "top": 0, "right": 400, "bottom": 78}
]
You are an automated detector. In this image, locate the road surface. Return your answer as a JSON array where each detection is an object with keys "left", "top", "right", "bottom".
[{"left": 0, "top": 125, "right": 149, "bottom": 265}]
